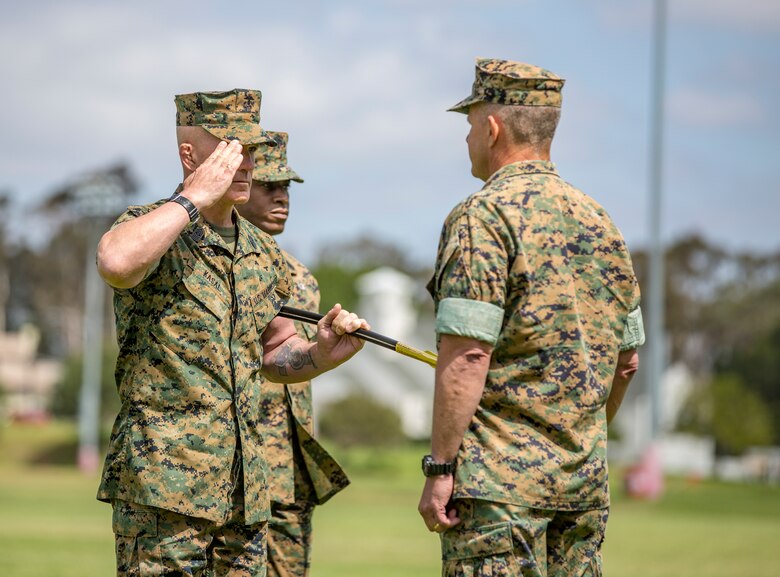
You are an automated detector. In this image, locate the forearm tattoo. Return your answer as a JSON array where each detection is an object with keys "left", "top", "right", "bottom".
[{"left": 273, "top": 342, "right": 317, "bottom": 377}]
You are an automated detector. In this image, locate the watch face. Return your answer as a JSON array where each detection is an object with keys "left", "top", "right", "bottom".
[{"left": 422, "top": 455, "right": 454, "bottom": 477}]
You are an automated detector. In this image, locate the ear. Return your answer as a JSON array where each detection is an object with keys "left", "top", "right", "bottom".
[
  {"left": 179, "top": 143, "right": 195, "bottom": 171},
  {"left": 486, "top": 114, "right": 501, "bottom": 147}
]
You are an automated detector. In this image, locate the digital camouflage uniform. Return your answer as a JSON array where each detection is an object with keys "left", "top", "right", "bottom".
[
  {"left": 429, "top": 59, "right": 645, "bottom": 577},
  {"left": 251, "top": 134, "right": 349, "bottom": 577},
  {"left": 98, "top": 89, "right": 291, "bottom": 577}
]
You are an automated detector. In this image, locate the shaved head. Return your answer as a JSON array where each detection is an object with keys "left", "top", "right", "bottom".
[{"left": 484, "top": 103, "right": 561, "bottom": 155}]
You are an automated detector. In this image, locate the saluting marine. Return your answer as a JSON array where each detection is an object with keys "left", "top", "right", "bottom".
[{"left": 96, "top": 88, "right": 368, "bottom": 577}]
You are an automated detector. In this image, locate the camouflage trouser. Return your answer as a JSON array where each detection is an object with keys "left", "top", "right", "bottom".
[
  {"left": 112, "top": 498, "right": 267, "bottom": 577},
  {"left": 440, "top": 499, "right": 608, "bottom": 577},
  {"left": 266, "top": 500, "right": 315, "bottom": 577}
]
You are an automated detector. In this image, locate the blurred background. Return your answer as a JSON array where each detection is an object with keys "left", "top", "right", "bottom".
[{"left": 1, "top": 1, "right": 779, "bottom": 576}]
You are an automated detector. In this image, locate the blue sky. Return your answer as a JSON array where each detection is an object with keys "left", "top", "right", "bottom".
[{"left": 1, "top": 0, "right": 778, "bottom": 266}]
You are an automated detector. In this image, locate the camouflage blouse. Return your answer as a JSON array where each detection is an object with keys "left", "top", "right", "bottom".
[
  {"left": 260, "top": 251, "right": 349, "bottom": 506},
  {"left": 429, "top": 160, "right": 641, "bottom": 511},
  {"left": 97, "top": 199, "right": 291, "bottom": 525}
]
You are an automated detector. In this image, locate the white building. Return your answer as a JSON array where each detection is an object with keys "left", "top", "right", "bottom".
[
  {"left": 0, "top": 268, "right": 63, "bottom": 421},
  {"left": 312, "top": 267, "right": 436, "bottom": 439},
  {"left": 0, "top": 324, "right": 63, "bottom": 420}
]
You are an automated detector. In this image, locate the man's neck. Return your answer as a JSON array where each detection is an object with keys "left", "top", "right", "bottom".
[
  {"left": 202, "top": 202, "right": 236, "bottom": 228},
  {"left": 487, "top": 146, "right": 550, "bottom": 178}
]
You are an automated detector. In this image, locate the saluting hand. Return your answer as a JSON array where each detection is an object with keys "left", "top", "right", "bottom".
[{"left": 181, "top": 139, "right": 245, "bottom": 210}]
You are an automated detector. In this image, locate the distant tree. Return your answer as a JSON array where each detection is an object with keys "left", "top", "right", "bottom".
[
  {"left": 11, "top": 222, "right": 94, "bottom": 356},
  {"left": 634, "top": 234, "right": 726, "bottom": 370},
  {"left": 318, "top": 392, "right": 406, "bottom": 448},
  {"left": 310, "top": 263, "right": 363, "bottom": 313},
  {"left": 312, "top": 234, "right": 433, "bottom": 313},
  {"left": 314, "top": 233, "right": 414, "bottom": 272},
  {"left": 8, "top": 163, "right": 136, "bottom": 356},
  {"left": 49, "top": 341, "right": 120, "bottom": 422},
  {"left": 0, "top": 378, "right": 6, "bottom": 426},
  {"left": 633, "top": 235, "right": 780, "bottom": 448},
  {"left": 677, "top": 373, "right": 775, "bottom": 455},
  {"left": 633, "top": 234, "right": 780, "bottom": 373},
  {"left": 713, "top": 319, "right": 780, "bottom": 444},
  {"left": 0, "top": 192, "right": 14, "bottom": 333},
  {"left": 695, "top": 265, "right": 780, "bottom": 442}
]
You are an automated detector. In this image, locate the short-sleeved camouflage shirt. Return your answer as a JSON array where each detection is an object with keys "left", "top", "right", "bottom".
[
  {"left": 260, "top": 251, "right": 349, "bottom": 506},
  {"left": 428, "top": 160, "right": 641, "bottom": 510},
  {"left": 97, "top": 197, "right": 292, "bottom": 525}
]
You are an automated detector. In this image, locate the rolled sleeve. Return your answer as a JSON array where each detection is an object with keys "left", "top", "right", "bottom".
[
  {"left": 620, "top": 306, "right": 646, "bottom": 351},
  {"left": 436, "top": 297, "right": 504, "bottom": 345}
]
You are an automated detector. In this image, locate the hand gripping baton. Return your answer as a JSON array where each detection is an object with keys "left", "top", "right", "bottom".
[{"left": 278, "top": 305, "right": 438, "bottom": 368}]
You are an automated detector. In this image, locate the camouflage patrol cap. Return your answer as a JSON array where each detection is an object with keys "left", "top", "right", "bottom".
[
  {"left": 448, "top": 58, "right": 565, "bottom": 114},
  {"left": 175, "top": 88, "right": 276, "bottom": 145},
  {"left": 252, "top": 132, "right": 303, "bottom": 183}
]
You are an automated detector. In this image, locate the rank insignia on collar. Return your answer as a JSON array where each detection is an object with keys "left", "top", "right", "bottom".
[{"left": 188, "top": 225, "right": 205, "bottom": 242}]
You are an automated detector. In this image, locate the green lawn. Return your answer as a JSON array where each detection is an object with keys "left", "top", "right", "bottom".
[
  {"left": 0, "top": 421, "right": 115, "bottom": 577},
  {"left": 1, "top": 422, "right": 778, "bottom": 576}
]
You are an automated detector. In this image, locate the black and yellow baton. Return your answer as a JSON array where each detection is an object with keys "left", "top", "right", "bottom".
[{"left": 278, "top": 305, "right": 438, "bottom": 368}]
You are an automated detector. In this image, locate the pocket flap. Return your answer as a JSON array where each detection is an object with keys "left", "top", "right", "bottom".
[
  {"left": 441, "top": 522, "right": 514, "bottom": 561},
  {"left": 112, "top": 502, "right": 158, "bottom": 537},
  {"left": 182, "top": 261, "right": 230, "bottom": 320}
]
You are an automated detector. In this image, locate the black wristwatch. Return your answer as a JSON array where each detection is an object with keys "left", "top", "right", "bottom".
[
  {"left": 169, "top": 193, "right": 200, "bottom": 223},
  {"left": 421, "top": 455, "right": 456, "bottom": 477}
]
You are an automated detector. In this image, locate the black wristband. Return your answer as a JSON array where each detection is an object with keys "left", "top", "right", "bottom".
[
  {"left": 422, "top": 455, "right": 456, "bottom": 477},
  {"left": 169, "top": 193, "right": 200, "bottom": 223}
]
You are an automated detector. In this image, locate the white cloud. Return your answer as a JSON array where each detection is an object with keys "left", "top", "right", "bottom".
[
  {"left": 668, "top": 88, "right": 763, "bottom": 128},
  {"left": 327, "top": 5, "right": 365, "bottom": 34},
  {"left": 1, "top": 0, "right": 778, "bottom": 262},
  {"left": 676, "top": 0, "right": 780, "bottom": 31},
  {"left": 594, "top": 0, "right": 780, "bottom": 31},
  {"left": 593, "top": 0, "right": 652, "bottom": 29}
]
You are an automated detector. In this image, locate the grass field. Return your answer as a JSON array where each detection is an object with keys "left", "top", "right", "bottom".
[{"left": 1, "top": 421, "right": 779, "bottom": 576}]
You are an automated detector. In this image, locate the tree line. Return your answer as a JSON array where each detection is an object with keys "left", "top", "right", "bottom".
[{"left": 1, "top": 185, "right": 778, "bottom": 454}]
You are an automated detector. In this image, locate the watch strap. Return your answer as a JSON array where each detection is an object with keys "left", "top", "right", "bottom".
[
  {"left": 169, "top": 193, "right": 200, "bottom": 223},
  {"left": 422, "top": 455, "right": 456, "bottom": 477}
]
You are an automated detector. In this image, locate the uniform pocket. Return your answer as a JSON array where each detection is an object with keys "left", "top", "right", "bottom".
[
  {"left": 181, "top": 260, "right": 231, "bottom": 320},
  {"left": 112, "top": 502, "right": 160, "bottom": 577},
  {"left": 112, "top": 501, "right": 158, "bottom": 537},
  {"left": 441, "top": 521, "right": 536, "bottom": 577},
  {"left": 441, "top": 522, "right": 514, "bottom": 561},
  {"left": 151, "top": 260, "right": 230, "bottom": 364}
]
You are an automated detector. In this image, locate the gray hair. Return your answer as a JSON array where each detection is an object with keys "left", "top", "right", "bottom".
[{"left": 484, "top": 103, "right": 561, "bottom": 152}]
